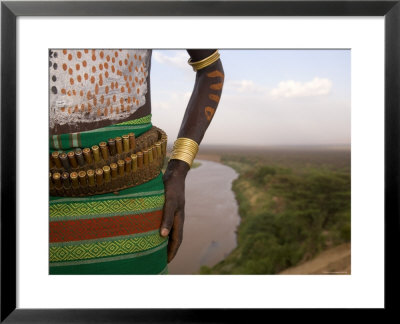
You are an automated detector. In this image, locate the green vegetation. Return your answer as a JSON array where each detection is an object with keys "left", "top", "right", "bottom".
[{"left": 200, "top": 150, "right": 350, "bottom": 274}]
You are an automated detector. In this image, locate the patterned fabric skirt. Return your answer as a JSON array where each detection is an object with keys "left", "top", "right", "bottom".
[{"left": 49, "top": 115, "right": 168, "bottom": 274}]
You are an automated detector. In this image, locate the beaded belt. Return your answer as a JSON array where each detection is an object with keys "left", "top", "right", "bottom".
[{"left": 49, "top": 126, "right": 167, "bottom": 197}]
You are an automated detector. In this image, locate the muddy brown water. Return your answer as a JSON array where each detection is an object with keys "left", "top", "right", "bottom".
[{"left": 167, "top": 160, "right": 241, "bottom": 274}]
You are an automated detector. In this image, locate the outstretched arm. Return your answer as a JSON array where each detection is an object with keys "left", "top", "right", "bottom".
[{"left": 160, "top": 49, "right": 225, "bottom": 263}]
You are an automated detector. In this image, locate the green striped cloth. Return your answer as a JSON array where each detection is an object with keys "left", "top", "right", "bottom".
[
  {"left": 49, "top": 114, "right": 168, "bottom": 274},
  {"left": 50, "top": 114, "right": 152, "bottom": 152}
]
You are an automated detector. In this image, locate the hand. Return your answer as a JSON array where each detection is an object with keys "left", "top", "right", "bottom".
[{"left": 160, "top": 159, "right": 190, "bottom": 263}]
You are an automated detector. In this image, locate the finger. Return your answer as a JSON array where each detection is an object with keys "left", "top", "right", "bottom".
[
  {"left": 160, "top": 199, "right": 177, "bottom": 237},
  {"left": 167, "top": 209, "right": 185, "bottom": 263}
]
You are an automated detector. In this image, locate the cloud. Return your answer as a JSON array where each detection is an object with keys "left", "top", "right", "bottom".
[
  {"left": 224, "top": 80, "right": 268, "bottom": 94},
  {"left": 152, "top": 50, "right": 189, "bottom": 69},
  {"left": 224, "top": 77, "right": 332, "bottom": 98},
  {"left": 270, "top": 77, "right": 333, "bottom": 98}
]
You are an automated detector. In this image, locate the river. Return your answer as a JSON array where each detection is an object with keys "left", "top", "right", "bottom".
[{"left": 168, "top": 160, "right": 241, "bottom": 274}]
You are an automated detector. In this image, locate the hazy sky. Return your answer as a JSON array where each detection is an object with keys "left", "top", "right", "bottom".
[{"left": 150, "top": 50, "right": 350, "bottom": 146}]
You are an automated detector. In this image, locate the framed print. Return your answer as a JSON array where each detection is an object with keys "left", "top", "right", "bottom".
[{"left": 1, "top": 0, "right": 398, "bottom": 321}]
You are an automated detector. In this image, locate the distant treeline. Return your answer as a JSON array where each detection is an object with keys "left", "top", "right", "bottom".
[{"left": 200, "top": 152, "right": 350, "bottom": 274}]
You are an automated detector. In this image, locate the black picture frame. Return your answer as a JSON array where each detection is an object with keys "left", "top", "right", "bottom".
[{"left": 1, "top": 0, "right": 398, "bottom": 322}]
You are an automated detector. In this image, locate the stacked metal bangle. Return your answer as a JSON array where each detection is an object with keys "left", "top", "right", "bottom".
[
  {"left": 169, "top": 137, "right": 199, "bottom": 167},
  {"left": 49, "top": 126, "right": 167, "bottom": 197},
  {"left": 187, "top": 50, "right": 220, "bottom": 72}
]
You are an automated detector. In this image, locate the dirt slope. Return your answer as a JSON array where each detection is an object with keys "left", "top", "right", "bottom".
[{"left": 279, "top": 243, "right": 351, "bottom": 275}]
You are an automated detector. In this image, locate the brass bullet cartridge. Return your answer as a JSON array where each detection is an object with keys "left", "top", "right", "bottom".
[
  {"left": 110, "top": 163, "right": 118, "bottom": 189},
  {"left": 108, "top": 138, "right": 117, "bottom": 156},
  {"left": 103, "top": 165, "right": 111, "bottom": 190},
  {"left": 110, "top": 163, "right": 118, "bottom": 179},
  {"left": 103, "top": 165, "right": 111, "bottom": 183},
  {"left": 50, "top": 155, "right": 55, "bottom": 168},
  {"left": 49, "top": 172, "right": 54, "bottom": 189},
  {"left": 99, "top": 142, "right": 109, "bottom": 161},
  {"left": 128, "top": 132, "right": 136, "bottom": 152},
  {"left": 70, "top": 172, "right": 79, "bottom": 189},
  {"left": 130, "top": 153, "right": 138, "bottom": 184},
  {"left": 143, "top": 149, "right": 149, "bottom": 166},
  {"left": 117, "top": 159, "right": 125, "bottom": 177},
  {"left": 148, "top": 148, "right": 153, "bottom": 164},
  {"left": 95, "top": 168, "right": 104, "bottom": 189},
  {"left": 156, "top": 142, "right": 162, "bottom": 159},
  {"left": 53, "top": 172, "right": 62, "bottom": 188},
  {"left": 86, "top": 169, "right": 96, "bottom": 194},
  {"left": 59, "top": 152, "right": 70, "bottom": 170},
  {"left": 62, "top": 172, "right": 71, "bottom": 189},
  {"left": 78, "top": 170, "right": 88, "bottom": 194},
  {"left": 92, "top": 145, "right": 101, "bottom": 164},
  {"left": 53, "top": 172, "right": 64, "bottom": 195},
  {"left": 49, "top": 173, "right": 56, "bottom": 195},
  {"left": 51, "top": 151, "right": 62, "bottom": 169},
  {"left": 83, "top": 148, "right": 93, "bottom": 165},
  {"left": 67, "top": 151, "right": 78, "bottom": 168},
  {"left": 78, "top": 171, "right": 87, "bottom": 187},
  {"left": 75, "top": 148, "right": 85, "bottom": 166},
  {"left": 143, "top": 150, "right": 149, "bottom": 181},
  {"left": 131, "top": 154, "right": 138, "bottom": 172},
  {"left": 137, "top": 151, "right": 143, "bottom": 168},
  {"left": 125, "top": 156, "right": 132, "bottom": 174},
  {"left": 161, "top": 138, "right": 167, "bottom": 155},
  {"left": 87, "top": 169, "right": 95, "bottom": 186},
  {"left": 152, "top": 145, "right": 157, "bottom": 161},
  {"left": 122, "top": 135, "right": 130, "bottom": 153},
  {"left": 70, "top": 171, "right": 79, "bottom": 195},
  {"left": 115, "top": 137, "right": 123, "bottom": 154}
]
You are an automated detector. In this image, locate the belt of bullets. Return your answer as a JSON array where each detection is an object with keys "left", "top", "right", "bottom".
[{"left": 49, "top": 126, "right": 167, "bottom": 197}]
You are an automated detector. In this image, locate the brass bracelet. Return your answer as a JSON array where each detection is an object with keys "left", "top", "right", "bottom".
[
  {"left": 170, "top": 137, "right": 199, "bottom": 167},
  {"left": 188, "top": 50, "right": 220, "bottom": 72}
]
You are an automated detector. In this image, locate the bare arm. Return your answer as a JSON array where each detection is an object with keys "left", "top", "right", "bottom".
[{"left": 160, "top": 49, "right": 225, "bottom": 263}]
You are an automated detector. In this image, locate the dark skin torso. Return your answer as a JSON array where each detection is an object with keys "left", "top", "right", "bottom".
[{"left": 51, "top": 49, "right": 225, "bottom": 263}]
